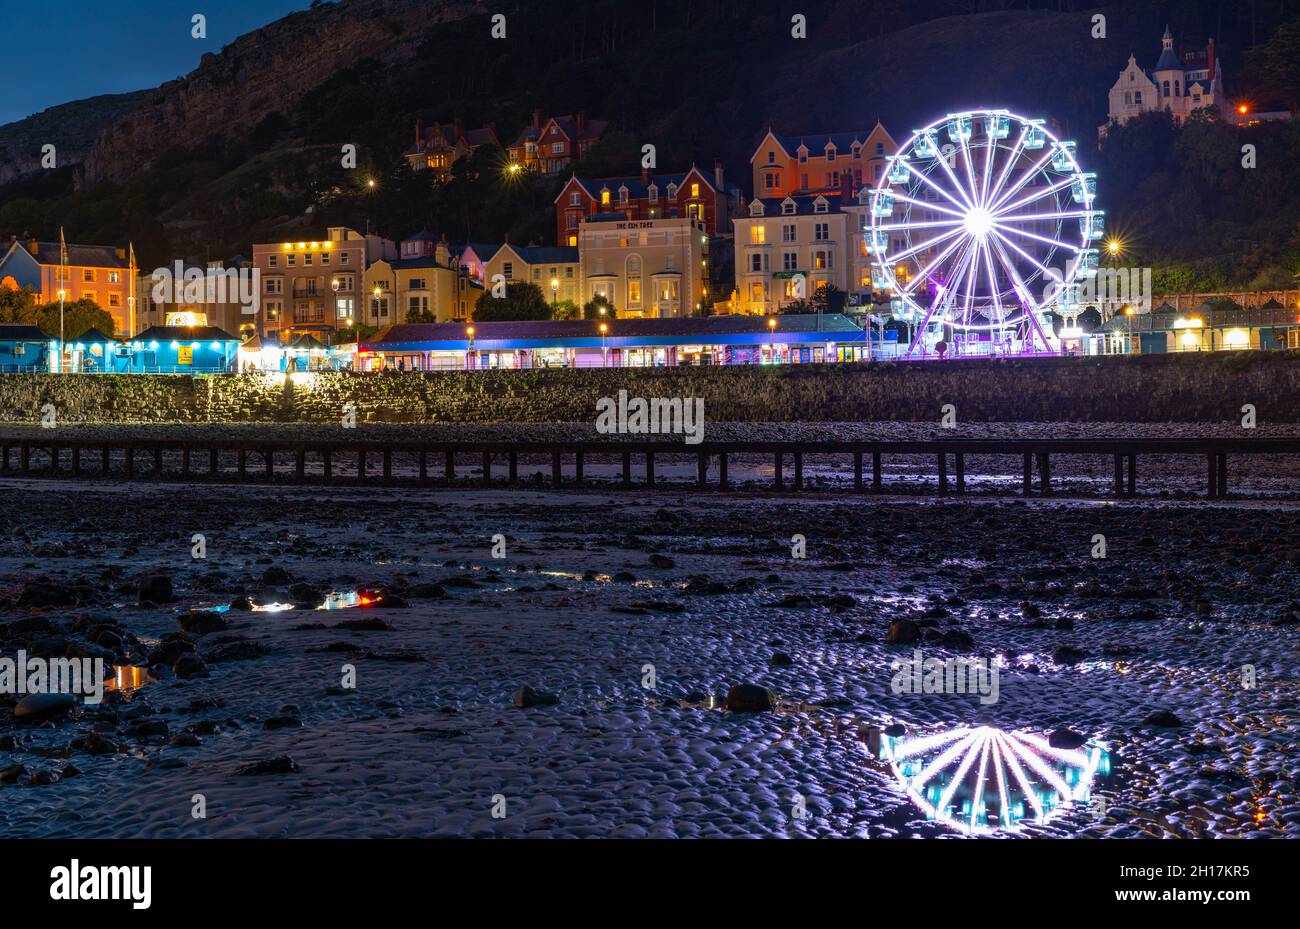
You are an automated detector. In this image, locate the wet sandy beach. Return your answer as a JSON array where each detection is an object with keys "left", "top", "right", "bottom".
[{"left": 2, "top": 477, "right": 1297, "bottom": 838}]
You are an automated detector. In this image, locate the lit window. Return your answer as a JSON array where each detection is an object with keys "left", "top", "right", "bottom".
[{"left": 750, "top": 226, "right": 766, "bottom": 245}]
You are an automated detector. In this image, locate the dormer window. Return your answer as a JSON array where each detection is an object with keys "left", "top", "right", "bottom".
[
  {"left": 798, "top": 147, "right": 808, "bottom": 164},
  {"left": 648, "top": 185, "right": 658, "bottom": 202},
  {"left": 749, "top": 201, "right": 765, "bottom": 217},
  {"left": 825, "top": 144, "right": 837, "bottom": 162},
  {"left": 601, "top": 188, "right": 611, "bottom": 206},
  {"left": 814, "top": 198, "right": 828, "bottom": 214},
  {"left": 851, "top": 143, "right": 861, "bottom": 159},
  {"left": 667, "top": 183, "right": 678, "bottom": 198},
  {"left": 618, "top": 186, "right": 629, "bottom": 203},
  {"left": 781, "top": 200, "right": 796, "bottom": 215}
]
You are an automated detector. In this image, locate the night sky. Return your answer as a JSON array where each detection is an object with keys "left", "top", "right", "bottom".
[{"left": 0, "top": 0, "right": 309, "bottom": 126}]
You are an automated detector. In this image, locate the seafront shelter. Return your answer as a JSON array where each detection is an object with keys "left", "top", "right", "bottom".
[
  {"left": 358, "top": 314, "right": 888, "bottom": 371},
  {"left": 0, "top": 324, "right": 57, "bottom": 372},
  {"left": 123, "top": 325, "right": 240, "bottom": 373}
]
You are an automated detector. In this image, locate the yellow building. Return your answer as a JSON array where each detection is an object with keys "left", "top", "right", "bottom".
[
  {"left": 365, "top": 238, "right": 481, "bottom": 326},
  {"left": 484, "top": 244, "right": 582, "bottom": 306}
]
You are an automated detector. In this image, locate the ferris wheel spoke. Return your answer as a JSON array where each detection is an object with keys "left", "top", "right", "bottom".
[
  {"left": 889, "top": 189, "right": 969, "bottom": 220},
  {"left": 980, "top": 235, "right": 1006, "bottom": 320},
  {"left": 900, "top": 232, "right": 970, "bottom": 296},
  {"left": 958, "top": 135, "right": 980, "bottom": 209},
  {"left": 901, "top": 161, "right": 975, "bottom": 214},
  {"left": 874, "top": 219, "right": 967, "bottom": 232},
  {"left": 985, "top": 128, "right": 1028, "bottom": 210},
  {"left": 992, "top": 221, "right": 1084, "bottom": 254},
  {"left": 995, "top": 209, "right": 1095, "bottom": 224},
  {"left": 886, "top": 225, "right": 967, "bottom": 264},
  {"left": 989, "top": 227, "right": 1065, "bottom": 282},
  {"left": 986, "top": 146, "right": 1056, "bottom": 214},
  {"left": 993, "top": 175, "right": 1079, "bottom": 217},
  {"left": 930, "top": 145, "right": 977, "bottom": 211},
  {"left": 979, "top": 134, "right": 997, "bottom": 206},
  {"left": 988, "top": 232, "right": 1037, "bottom": 316}
]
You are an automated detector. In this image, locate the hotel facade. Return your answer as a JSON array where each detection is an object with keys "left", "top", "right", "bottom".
[{"left": 251, "top": 227, "right": 396, "bottom": 341}]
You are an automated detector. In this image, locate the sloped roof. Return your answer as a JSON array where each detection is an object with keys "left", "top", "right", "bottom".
[
  {"left": 510, "top": 246, "right": 579, "bottom": 265},
  {"left": 569, "top": 172, "right": 692, "bottom": 201},
  {"left": 132, "top": 325, "right": 240, "bottom": 342},
  {"left": 0, "top": 324, "right": 53, "bottom": 341},
  {"left": 459, "top": 243, "right": 502, "bottom": 262},
  {"left": 549, "top": 114, "right": 609, "bottom": 142},
  {"left": 749, "top": 194, "right": 846, "bottom": 216},
  {"left": 288, "top": 334, "right": 328, "bottom": 351},
  {"left": 23, "top": 242, "right": 130, "bottom": 269},
  {"left": 776, "top": 129, "right": 879, "bottom": 154},
  {"left": 69, "top": 327, "right": 118, "bottom": 343}
]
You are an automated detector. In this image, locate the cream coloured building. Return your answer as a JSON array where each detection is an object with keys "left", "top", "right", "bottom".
[{"left": 577, "top": 215, "right": 707, "bottom": 318}]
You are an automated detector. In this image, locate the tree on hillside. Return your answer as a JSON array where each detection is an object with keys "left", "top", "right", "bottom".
[
  {"left": 1245, "top": 16, "right": 1300, "bottom": 111},
  {"left": 472, "top": 282, "right": 551, "bottom": 322}
]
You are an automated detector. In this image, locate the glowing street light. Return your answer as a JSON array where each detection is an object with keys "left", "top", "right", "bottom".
[
  {"left": 550, "top": 277, "right": 559, "bottom": 308},
  {"left": 466, "top": 325, "right": 476, "bottom": 370},
  {"left": 767, "top": 316, "right": 778, "bottom": 362},
  {"left": 599, "top": 321, "right": 608, "bottom": 366}
]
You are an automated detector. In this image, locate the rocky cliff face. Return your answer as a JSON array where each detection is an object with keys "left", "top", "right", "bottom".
[
  {"left": 83, "top": 0, "right": 483, "bottom": 185},
  {"left": 0, "top": 92, "right": 148, "bottom": 186}
]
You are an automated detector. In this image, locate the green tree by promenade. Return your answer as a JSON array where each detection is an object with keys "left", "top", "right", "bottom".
[{"left": 472, "top": 281, "right": 552, "bottom": 322}]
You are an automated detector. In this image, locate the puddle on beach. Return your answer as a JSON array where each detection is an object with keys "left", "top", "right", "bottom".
[
  {"left": 866, "top": 725, "right": 1111, "bottom": 835},
  {"left": 103, "top": 665, "right": 157, "bottom": 698}
]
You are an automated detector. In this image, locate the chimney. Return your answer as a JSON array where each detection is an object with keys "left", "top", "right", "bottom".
[
  {"left": 1207, "top": 38, "right": 1215, "bottom": 82},
  {"left": 116, "top": 247, "right": 126, "bottom": 261},
  {"left": 436, "top": 235, "right": 450, "bottom": 267},
  {"left": 532, "top": 109, "right": 542, "bottom": 130},
  {"left": 27, "top": 239, "right": 38, "bottom": 256},
  {"left": 714, "top": 159, "right": 724, "bottom": 191},
  {"left": 839, "top": 171, "right": 852, "bottom": 203}
]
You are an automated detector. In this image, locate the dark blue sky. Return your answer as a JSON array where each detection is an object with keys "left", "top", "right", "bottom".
[{"left": 0, "top": 0, "right": 310, "bottom": 126}]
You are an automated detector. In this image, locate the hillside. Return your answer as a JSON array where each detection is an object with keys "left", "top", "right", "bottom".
[
  {"left": 0, "top": 0, "right": 1296, "bottom": 288},
  {"left": 0, "top": 91, "right": 149, "bottom": 185}
]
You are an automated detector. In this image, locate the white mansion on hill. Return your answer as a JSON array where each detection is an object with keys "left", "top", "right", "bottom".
[{"left": 1100, "top": 26, "right": 1227, "bottom": 137}]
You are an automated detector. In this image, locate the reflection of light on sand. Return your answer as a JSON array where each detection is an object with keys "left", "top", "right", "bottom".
[
  {"left": 104, "top": 665, "right": 156, "bottom": 697},
  {"left": 873, "top": 725, "right": 1109, "bottom": 835}
]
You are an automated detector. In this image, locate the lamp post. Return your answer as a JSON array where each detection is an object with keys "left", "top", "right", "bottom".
[
  {"left": 551, "top": 277, "right": 559, "bottom": 310},
  {"left": 599, "top": 321, "right": 608, "bottom": 367},
  {"left": 1124, "top": 304, "right": 1135, "bottom": 355},
  {"left": 767, "top": 316, "right": 778, "bottom": 364},
  {"left": 57, "top": 288, "right": 67, "bottom": 373},
  {"left": 466, "top": 325, "right": 476, "bottom": 371}
]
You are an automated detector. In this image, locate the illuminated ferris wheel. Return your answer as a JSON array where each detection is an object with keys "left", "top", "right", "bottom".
[{"left": 867, "top": 109, "right": 1102, "bottom": 355}]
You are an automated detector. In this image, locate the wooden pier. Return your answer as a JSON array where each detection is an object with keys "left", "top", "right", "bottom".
[{"left": 0, "top": 434, "right": 1295, "bottom": 498}]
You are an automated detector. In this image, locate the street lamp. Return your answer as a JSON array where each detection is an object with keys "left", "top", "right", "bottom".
[
  {"left": 599, "top": 321, "right": 608, "bottom": 367},
  {"left": 551, "top": 277, "right": 559, "bottom": 309},
  {"left": 767, "top": 316, "right": 778, "bottom": 363},
  {"left": 1124, "top": 304, "right": 1135, "bottom": 355},
  {"left": 466, "top": 325, "right": 476, "bottom": 370},
  {"left": 56, "top": 288, "right": 67, "bottom": 372}
]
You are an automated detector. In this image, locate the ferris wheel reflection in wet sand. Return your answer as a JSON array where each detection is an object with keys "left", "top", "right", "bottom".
[{"left": 873, "top": 725, "right": 1110, "bottom": 835}]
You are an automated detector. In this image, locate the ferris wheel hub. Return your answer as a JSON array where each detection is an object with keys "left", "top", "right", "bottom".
[{"left": 963, "top": 206, "right": 994, "bottom": 239}]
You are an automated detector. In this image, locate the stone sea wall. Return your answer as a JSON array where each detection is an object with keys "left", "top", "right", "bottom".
[{"left": 0, "top": 352, "right": 1297, "bottom": 425}]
